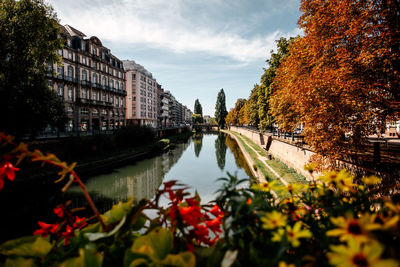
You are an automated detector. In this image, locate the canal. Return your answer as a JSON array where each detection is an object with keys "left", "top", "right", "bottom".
[
  {"left": 68, "top": 132, "right": 253, "bottom": 209},
  {"left": 0, "top": 132, "right": 252, "bottom": 242}
]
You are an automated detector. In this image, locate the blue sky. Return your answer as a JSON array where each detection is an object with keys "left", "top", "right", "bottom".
[{"left": 47, "top": 0, "right": 302, "bottom": 116}]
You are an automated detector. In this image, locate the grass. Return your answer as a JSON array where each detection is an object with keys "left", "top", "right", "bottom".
[{"left": 228, "top": 130, "right": 307, "bottom": 186}]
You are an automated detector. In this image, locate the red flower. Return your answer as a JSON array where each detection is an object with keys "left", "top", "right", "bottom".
[
  {"left": 0, "top": 162, "right": 19, "bottom": 190},
  {"left": 33, "top": 221, "right": 59, "bottom": 237},
  {"left": 53, "top": 206, "right": 64, "bottom": 218},
  {"left": 179, "top": 206, "right": 203, "bottom": 226},
  {"left": 73, "top": 216, "right": 87, "bottom": 229},
  {"left": 205, "top": 217, "right": 223, "bottom": 234},
  {"left": 209, "top": 204, "right": 224, "bottom": 217},
  {"left": 61, "top": 225, "right": 75, "bottom": 245}
]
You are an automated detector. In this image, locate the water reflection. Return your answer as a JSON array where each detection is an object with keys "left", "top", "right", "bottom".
[
  {"left": 68, "top": 141, "right": 190, "bottom": 205},
  {"left": 225, "top": 134, "right": 254, "bottom": 178},
  {"left": 215, "top": 133, "right": 227, "bottom": 170},
  {"left": 193, "top": 134, "right": 203, "bottom": 158}
]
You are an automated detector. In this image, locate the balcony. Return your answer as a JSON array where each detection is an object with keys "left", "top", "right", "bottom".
[{"left": 76, "top": 97, "right": 93, "bottom": 104}]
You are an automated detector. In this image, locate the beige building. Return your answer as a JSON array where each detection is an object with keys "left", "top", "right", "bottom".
[
  {"left": 47, "top": 25, "right": 126, "bottom": 132},
  {"left": 124, "top": 60, "right": 158, "bottom": 127}
]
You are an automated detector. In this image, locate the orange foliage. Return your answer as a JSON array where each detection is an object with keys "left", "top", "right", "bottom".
[{"left": 270, "top": 0, "right": 400, "bottom": 159}]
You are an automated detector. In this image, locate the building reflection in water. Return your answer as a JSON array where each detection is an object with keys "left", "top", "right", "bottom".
[{"left": 68, "top": 140, "right": 190, "bottom": 209}]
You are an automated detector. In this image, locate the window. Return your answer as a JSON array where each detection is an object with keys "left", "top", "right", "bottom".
[
  {"left": 80, "top": 108, "right": 89, "bottom": 115},
  {"left": 102, "top": 93, "right": 106, "bottom": 101},
  {"left": 58, "top": 49, "right": 63, "bottom": 56},
  {"left": 68, "top": 51, "right": 73, "bottom": 60},
  {"left": 92, "top": 109, "right": 99, "bottom": 115},
  {"left": 93, "top": 74, "right": 97, "bottom": 84},
  {"left": 81, "top": 41, "right": 85, "bottom": 51},
  {"left": 48, "top": 80, "right": 53, "bottom": 89},
  {"left": 82, "top": 89, "right": 87, "bottom": 99},
  {"left": 116, "top": 82, "right": 119, "bottom": 90},
  {"left": 58, "top": 84, "right": 63, "bottom": 96},
  {"left": 82, "top": 70, "right": 87, "bottom": 81},
  {"left": 67, "top": 106, "right": 73, "bottom": 113},
  {"left": 68, "top": 86, "right": 73, "bottom": 100},
  {"left": 102, "top": 76, "right": 106, "bottom": 86},
  {"left": 92, "top": 47, "right": 97, "bottom": 55},
  {"left": 67, "top": 39, "right": 71, "bottom": 47},
  {"left": 82, "top": 57, "right": 86, "bottom": 65},
  {"left": 133, "top": 96, "right": 136, "bottom": 101},
  {"left": 57, "top": 66, "right": 64, "bottom": 77},
  {"left": 120, "top": 98, "right": 123, "bottom": 107},
  {"left": 110, "top": 79, "right": 114, "bottom": 88},
  {"left": 67, "top": 66, "right": 73, "bottom": 79},
  {"left": 132, "top": 73, "right": 136, "bottom": 80},
  {"left": 93, "top": 91, "right": 98, "bottom": 101},
  {"left": 103, "top": 64, "right": 106, "bottom": 72}
]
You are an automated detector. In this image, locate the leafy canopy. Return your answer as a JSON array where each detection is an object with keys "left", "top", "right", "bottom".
[{"left": 0, "top": 0, "right": 67, "bottom": 138}]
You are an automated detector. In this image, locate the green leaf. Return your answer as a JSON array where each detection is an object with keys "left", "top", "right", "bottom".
[
  {"left": 161, "top": 251, "right": 195, "bottom": 267},
  {"left": 85, "top": 216, "right": 126, "bottom": 241},
  {"left": 59, "top": 248, "right": 103, "bottom": 267},
  {"left": 4, "top": 257, "right": 36, "bottom": 267},
  {"left": 131, "top": 228, "right": 172, "bottom": 261},
  {"left": 0, "top": 236, "right": 52, "bottom": 257},
  {"left": 101, "top": 200, "right": 133, "bottom": 226},
  {"left": 129, "top": 258, "right": 149, "bottom": 267}
]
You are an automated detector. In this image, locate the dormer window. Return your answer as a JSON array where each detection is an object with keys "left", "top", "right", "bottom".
[
  {"left": 81, "top": 41, "right": 85, "bottom": 50},
  {"left": 92, "top": 47, "right": 97, "bottom": 55},
  {"left": 67, "top": 39, "right": 71, "bottom": 47}
]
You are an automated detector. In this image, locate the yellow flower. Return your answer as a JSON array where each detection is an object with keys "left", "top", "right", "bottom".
[
  {"left": 328, "top": 238, "right": 398, "bottom": 267},
  {"left": 326, "top": 213, "right": 381, "bottom": 242},
  {"left": 272, "top": 221, "right": 312, "bottom": 247},
  {"left": 319, "top": 169, "right": 355, "bottom": 192},
  {"left": 304, "top": 163, "right": 317, "bottom": 174},
  {"left": 362, "top": 175, "right": 381, "bottom": 186},
  {"left": 373, "top": 213, "right": 399, "bottom": 230},
  {"left": 279, "top": 261, "right": 295, "bottom": 267},
  {"left": 261, "top": 210, "right": 287, "bottom": 230},
  {"left": 283, "top": 183, "right": 305, "bottom": 195},
  {"left": 251, "top": 180, "right": 279, "bottom": 193},
  {"left": 385, "top": 201, "right": 400, "bottom": 214}
]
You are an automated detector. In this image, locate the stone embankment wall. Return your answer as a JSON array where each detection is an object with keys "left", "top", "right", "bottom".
[{"left": 229, "top": 126, "right": 315, "bottom": 180}]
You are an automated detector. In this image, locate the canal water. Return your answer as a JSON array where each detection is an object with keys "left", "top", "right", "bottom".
[
  {"left": 0, "top": 133, "right": 252, "bottom": 242},
  {"left": 68, "top": 133, "right": 253, "bottom": 208}
]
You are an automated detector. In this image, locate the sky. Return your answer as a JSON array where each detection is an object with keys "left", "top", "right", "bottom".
[{"left": 46, "top": 0, "right": 302, "bottom": 116}]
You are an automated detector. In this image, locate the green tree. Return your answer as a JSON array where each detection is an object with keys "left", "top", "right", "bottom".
[
  {"left": 215, "top": 89, "right": 228, "bottom": 129},
  {"left": 0, "top": 0, "right": 67, "bottom": 138},
  {"left": 194, "top": 99, "right": 203, "bottom": 116},
  {"left": 246, "top": 84, "right": 260, "bottom": 127},
  {"left": 258, "top": 37, "right": 295, "bottom": 133},
  {"left": 193, "top": 99, "right": 203, "bottom": 124}
]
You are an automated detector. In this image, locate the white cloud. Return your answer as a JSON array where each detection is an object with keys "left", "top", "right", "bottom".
[{"left": 47, "top": 0, "right": 301, "bottom": 63}]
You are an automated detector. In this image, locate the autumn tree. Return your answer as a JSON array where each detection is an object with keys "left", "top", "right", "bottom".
[
  {"left": 0, "top": 0, "right": 67, "bottom": 138},
  {"left": 258, "top": 37, "right": 295, "bottom": 133},
  {"left": 270, "top": 0, "right": 400, "bottom": 161},
  {"left": 215, "top": 89, "right": 228, "bottom": 129}
]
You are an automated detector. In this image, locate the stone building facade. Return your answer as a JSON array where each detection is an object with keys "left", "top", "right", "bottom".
[
  {"left": 123, "top": 60, "right": 158, "bottom": 127},
  {"left": 47, "top": 25, "right": 126, "bottom": 132}
]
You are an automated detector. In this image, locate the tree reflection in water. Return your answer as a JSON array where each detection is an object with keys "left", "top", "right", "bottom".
[
  {"left": 193, "top": 134, "right": 203, "bottom": 158},
  {"left": 225, "top": 135, "right": 253, "bottom": 178},
  {"left": 215, "top": 132, "right": 227, "bottom": 170}
]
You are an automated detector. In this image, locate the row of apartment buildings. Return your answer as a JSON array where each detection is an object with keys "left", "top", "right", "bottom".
[{"left": 47, "top": 24, "right": 192, "bottom": 132}]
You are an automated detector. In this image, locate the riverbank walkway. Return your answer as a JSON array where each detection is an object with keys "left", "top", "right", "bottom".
[{"left": 223, "top": 130, "right": 309, "bottom": 197}]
